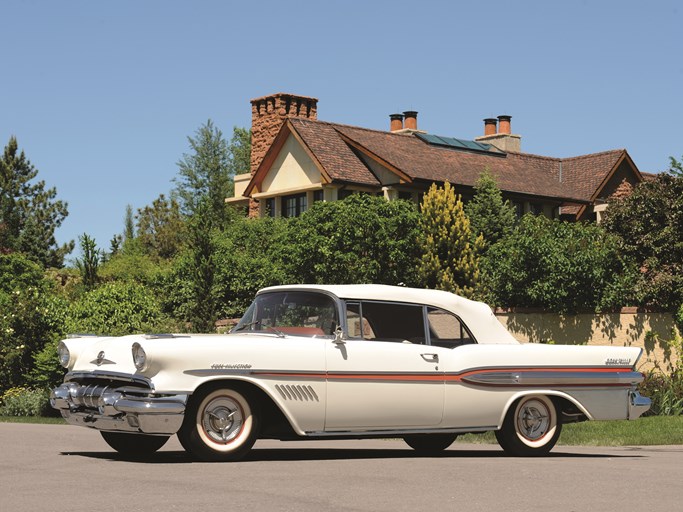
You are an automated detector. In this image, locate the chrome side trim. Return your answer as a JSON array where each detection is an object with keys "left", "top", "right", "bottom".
[
  {"left": 460, "top": 370, "right": 644, "bottom": 387},
  {"left": 275, "top": 384, "right": 320, "bottom": 402},
  {"left": 305, "top": 426, "right": 498, "bottom": 437}
]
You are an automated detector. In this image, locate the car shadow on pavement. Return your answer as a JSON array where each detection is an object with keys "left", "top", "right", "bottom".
[{"left": 60, "top": 447, "right": 638, "bottom": 464}]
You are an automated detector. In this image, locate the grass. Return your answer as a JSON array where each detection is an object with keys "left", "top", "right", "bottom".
[
  {"left": 0, "top": 415, "right": 66, "bottom": 425},
  {"left": 457, "top": 416, "right": 683, "bottom": 446},
  {"left": 1, "top": 415, "right": 681, "bottom": 445}
]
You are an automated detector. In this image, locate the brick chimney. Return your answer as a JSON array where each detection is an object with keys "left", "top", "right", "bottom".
[
  {"left": 250, "top": 93, "right": 318, "bottom": 175},
  {"left": 498, "top": 115, "right": 511, "bottom": 135},
  {"left": 475, "top": 114, "right": 521, "bottom": 152},
  {"left": 483, "top": 118, "right": 497, "bottom": 136},
  {"left": 403, "top": 111, "right": 418, "bottom": 130},
  {"left": 390, "top": 113, "right": 404, "bottom": 132}
]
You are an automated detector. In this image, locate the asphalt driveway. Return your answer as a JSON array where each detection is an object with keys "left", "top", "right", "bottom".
[{"left": 1, "top": 422, "right": 679, "bottom": 512}]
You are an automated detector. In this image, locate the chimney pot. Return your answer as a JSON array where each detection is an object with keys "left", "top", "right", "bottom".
[
  {"left": 403, "top": 111, "right": 418, "bottom": 130},
  {"left": 484, "top": 118, "right": 498, "bottom": 136},
  {"left": 497, "top": 115, "right": 512, "bottom": 135},
  {"left": 390, "top": 113, "right": 404, "bottom": 132}
]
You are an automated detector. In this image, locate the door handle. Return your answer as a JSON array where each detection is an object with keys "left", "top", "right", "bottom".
[{"left": 421, "top": 353, "right": 439, "bottom": 363}]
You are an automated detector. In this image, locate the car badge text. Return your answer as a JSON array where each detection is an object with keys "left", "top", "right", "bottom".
[
  {"left": 211, "top": 363, "right": 253, "bottom": 370},
  {"left": 605, "top": 358, "right": 631, "bottom": 366}
]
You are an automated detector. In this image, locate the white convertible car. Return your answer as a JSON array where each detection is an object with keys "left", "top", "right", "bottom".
[{"left": 52, "top": 284, "right": 650, "bottom": 461}]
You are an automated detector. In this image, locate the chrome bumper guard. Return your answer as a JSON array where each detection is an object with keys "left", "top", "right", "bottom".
[
  {"left": 628, "top": 390, "right": 651, "bottom": 420},
  {"left": 51, "top": 381, "right": 187, "bottom": 435}
]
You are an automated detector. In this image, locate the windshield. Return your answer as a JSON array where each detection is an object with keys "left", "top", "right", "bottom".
[{"left": 232, "top": 291, "right": 339, "bottom": 338}]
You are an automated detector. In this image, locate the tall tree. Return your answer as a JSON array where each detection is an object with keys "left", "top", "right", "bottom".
[
  {"left": 465, "top": 170, "right": 516, "bottom": 251},
  {"left": 187, "top": 199, "right": 217, "bottom": 332},
  {"left": 174, "top": 120, "right": 233, "bottom": 225},
  {"left": 418, "top": 182, "right": 483, "bottom": 298},
  {"left": 668, "top": 155, "right": 683, "bottom": 177},
  {"left": 75, "top": 233, "right": 100, "bottom": 291},
  {"left": 0, "top": 136, "right": 73, "bottom": 267},
  {"left": 136, "top": 194, "right": 186, "bottom": 259},
  {"left": 228, "top": 126, "right": 251, "bottom": 177},
  {"left": 123, "top": 204, "right": 135, "bottom": 242}
]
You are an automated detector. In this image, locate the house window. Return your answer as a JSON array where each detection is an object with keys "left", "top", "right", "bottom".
[
  {"left": 281, "top": 193, "right": 307, "bottom": 218},
  {"left": 313, "top": 190, "right": 324, "bottom": 203},
  {"left": 512, "top": 201, "right": 524, "bottom": 219},
  {"left": 530, "top": 203, "right": 543, "bottom": 216},
  {"left": 338, "top": 189, "right": 354, "bottom": 200},
  {"left": 398, "top": 191, "right": 413, "bottom": 201},
  {"left": 265, "top": 198, "right": 276, "bottom": 218}
]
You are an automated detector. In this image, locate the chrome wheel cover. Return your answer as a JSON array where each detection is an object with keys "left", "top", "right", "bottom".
[
  {"left": 201, "top": 396, "right": 244, "bottom": 444},
  {"left": 516, "top": 398, "right": 551, "bottom": 441}
]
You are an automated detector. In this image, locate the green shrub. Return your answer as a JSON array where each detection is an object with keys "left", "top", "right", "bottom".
[
  {"left": 0, "top": 387, "right": 52, "bottom": 417},
  {"left": 638, "top": 331, "right": 683, "bottom": 416},
  {"left": 639, "top": 371, "right": 683, "bottom": 416},
  {"left": 675, "top": 303, "right": 683, "bottom": 335}
]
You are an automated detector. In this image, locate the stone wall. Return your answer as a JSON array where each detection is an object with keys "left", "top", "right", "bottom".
[{"left": 495, "top": 310, "right": 679, "bottom": 371}]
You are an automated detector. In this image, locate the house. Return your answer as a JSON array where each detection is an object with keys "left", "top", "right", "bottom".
[{"left": 227, "top": 92, "right": 644, "bottom": 222}]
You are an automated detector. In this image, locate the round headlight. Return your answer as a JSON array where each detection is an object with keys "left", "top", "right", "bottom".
[
  {"left": 57, "top": 341, "right": 70, "bottom": 368},
  {"left": 132, "top": 342, "right": 147, "bottom": 371}
]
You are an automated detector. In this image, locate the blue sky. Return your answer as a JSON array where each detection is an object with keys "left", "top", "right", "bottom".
[{"left": 2, "top": 0, "right": 681, "bottom": 260}]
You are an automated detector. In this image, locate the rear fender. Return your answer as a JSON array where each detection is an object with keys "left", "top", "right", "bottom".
[{"left": 497, "top": 390, "right": 593, "bottom": 429}]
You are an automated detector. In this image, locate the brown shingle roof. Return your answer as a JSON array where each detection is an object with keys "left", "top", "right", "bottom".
[
  {"left": 559, "top": 150, "right": 626, "bottom": 200},
  {"left": 285, "top": 118, "right": 635, "bottom": 204},
  {"left": 289, "top": 118, "right": 379, "bottom": 186}
]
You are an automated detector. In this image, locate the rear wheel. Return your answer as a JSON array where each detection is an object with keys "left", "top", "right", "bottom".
[
  {"left": 495, "top": 395, "right": 561, "bottom": 456},
  {"left": 100, "top": 431, "right": 169, "bottom": 456},
  {"left": 403, "top": 434, "right": 458, "bottom": 454},
  {"left": 178, "top": 386, "right": 259, "bottom": 462}
]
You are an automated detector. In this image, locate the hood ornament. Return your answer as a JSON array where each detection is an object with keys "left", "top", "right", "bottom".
[{"left": 91, "top": 351, "right": 115, "bottom": 366}]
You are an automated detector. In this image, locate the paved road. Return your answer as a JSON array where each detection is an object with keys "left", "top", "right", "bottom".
[{"left": 1, "top": 422, "right": 680, "bottom": 512}]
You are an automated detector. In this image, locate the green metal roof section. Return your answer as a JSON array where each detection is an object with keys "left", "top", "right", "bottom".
[{"left": 415, "top": 133, "right": 504, "bottom": 155}]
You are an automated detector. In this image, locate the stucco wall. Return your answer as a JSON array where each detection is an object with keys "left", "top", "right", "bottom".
[
  {"left": 261, "top": 133, "right": 321, "bottom": 193},
  {"left": 495, "top": 311, "right": 679, "bottom": 371}
]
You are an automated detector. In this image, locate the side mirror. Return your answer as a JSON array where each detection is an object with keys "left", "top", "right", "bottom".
[{"left": 333, "top": 326, "right": 346, "bottom": 345}]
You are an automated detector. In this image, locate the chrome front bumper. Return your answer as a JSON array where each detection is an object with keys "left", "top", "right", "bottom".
[
  {"left": 628, "top": 390, "right": 651, "bottom": 420},
  {"left": 51, "top": 379, "right": 188, "bottom": 435}
]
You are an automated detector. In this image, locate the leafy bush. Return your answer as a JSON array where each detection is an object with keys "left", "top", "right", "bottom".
[
  {"left": 603, "top": 173, "right": 683, "bottom": 310},
  {"left": 284, "top": 194, "right": 422, "bottom": 287},
  {"left": 68, "top": 281, "right": 180, "bottom": 336},
  {"left": 638, "top": 330, "right": 683, "bottom": 416},
  {"left": 639, "top": 371, "right": 683, "bottom": 416},
  {"left": 0, "top": 387, "right": 52, "bottom": 416},
  {"left": 482, "top": 215, "right": 636, "bottom": 313},
  {"left": 675, "top": 303, "right": 683, "bottom": 335}
]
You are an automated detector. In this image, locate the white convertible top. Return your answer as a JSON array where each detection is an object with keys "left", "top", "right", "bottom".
[{"left": 259, "top": 284, "right": 519, "bottom": 345}]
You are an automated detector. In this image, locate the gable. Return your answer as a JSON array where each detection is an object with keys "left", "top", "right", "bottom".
[{"left": 259, "top": 133, "right": 323, "bottom": 194}]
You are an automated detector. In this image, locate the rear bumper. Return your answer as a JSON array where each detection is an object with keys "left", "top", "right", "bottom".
[
  {"left": 628, "top": 390, "right": 651, "bottom": 420},
  {"left": 51, "top": 381, "right": 187, "bottom": 435}
]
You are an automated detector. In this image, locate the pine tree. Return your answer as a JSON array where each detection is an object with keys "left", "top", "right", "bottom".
[
  {"left": 418, "top": 182, "right": 483, "bottom": 298},
  {"left": 0, "top": 136, "right": 73, "bottom": 267},
  {"left": 123, "top": 204, "right": 135, "bottom": 242},
  {"left": 174, "top": 120, "right": 233, "bottom": 226},
  {"left": 465, "top": 169, "right": 516, "bottom": 251},
  {"left": 75, "top": 233, "right": 100, "bottom": 290}
]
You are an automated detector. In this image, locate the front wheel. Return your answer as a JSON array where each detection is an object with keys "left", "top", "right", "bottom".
[
  {"left": 178, "top": 386, "right": 260, "bottom": 462},
  {"left": 403, "top": 434, "right": 458, "bottom": 454},
  {"left": 495, "top": 395, "right": 562, "bottom": 456},
  {"left": 100, "top": 431, "right": 169, "bottom": 456}
]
